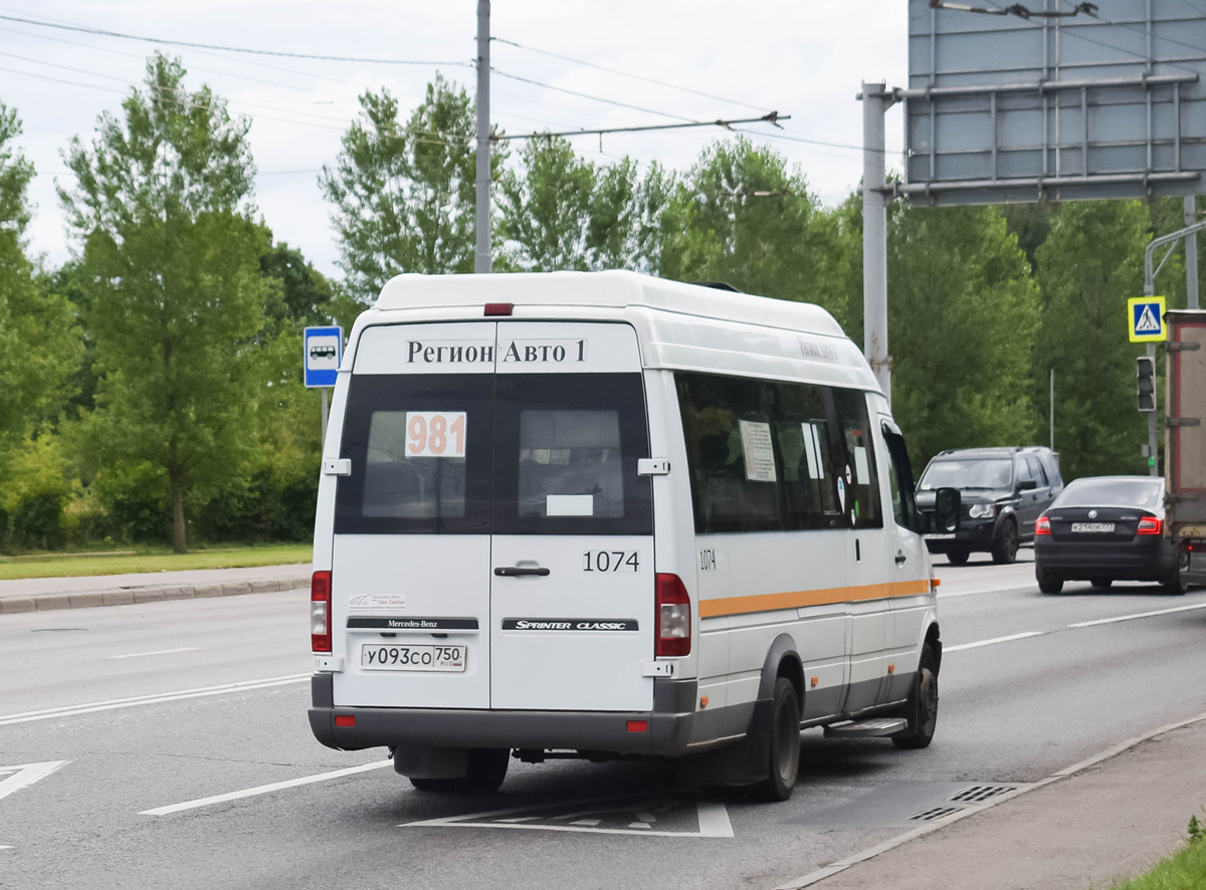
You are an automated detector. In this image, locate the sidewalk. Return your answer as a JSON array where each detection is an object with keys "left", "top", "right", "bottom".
[
  {"left": 0, "top": 563, "right": 312, "bottom": 614},
  {"left": 782, "top": 715, "right": 1206, "bottom": 890}
]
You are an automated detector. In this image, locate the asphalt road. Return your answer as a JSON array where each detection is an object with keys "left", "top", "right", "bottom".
[{"left": 2, "top": 549, "right": 1205, "bottom": 890}]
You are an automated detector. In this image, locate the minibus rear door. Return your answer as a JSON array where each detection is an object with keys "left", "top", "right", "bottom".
[
  {"left": 330, "top": 322, "right": 498, "bottom": 710},
  {"left": 489, "top": 323, "right": 655, "bottom": 712}
]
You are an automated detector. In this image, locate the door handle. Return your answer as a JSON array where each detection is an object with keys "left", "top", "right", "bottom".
[
  {"left": 894, "top": 554, "right": 907, "bottom": 565},
  {"left": 494, "top": 566, "right": 551, "bottom": 577}
]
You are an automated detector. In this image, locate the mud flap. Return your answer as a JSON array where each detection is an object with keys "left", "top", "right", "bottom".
[{"left": 676, "top": 698, "right": 773, "bottom": 788}]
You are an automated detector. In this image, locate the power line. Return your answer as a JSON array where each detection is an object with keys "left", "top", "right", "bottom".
[
  {"left": 491, "top": 68, "right": 696, "bottom": 122},
  {"left": 0, "top": 61, "right": 465, "bottom": 145},
  {"left": 0, "top": 23, "right": 365, "bottom": 105},
  {"left": 974, "top": 0, "right": 1205, "bottom": 64},
  {"left": 492, "top": 37, "right": 766, "bottom": 113},
  {"left": 493, "top": 111, "right": 789, "bottom": 142},
  {"left": 0, "top": 12, "right": 472, "bottom": 66}
]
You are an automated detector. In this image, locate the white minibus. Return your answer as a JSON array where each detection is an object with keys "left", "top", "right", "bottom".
[{"left": 308, "top": 271, "right": 959, "bottom": 801}]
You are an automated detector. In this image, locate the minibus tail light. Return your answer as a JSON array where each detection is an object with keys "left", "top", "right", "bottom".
[
  {"left": 311, "top": 571, "right": 332, "bottom": 653},
  {"left": 655, "top": 573, "right": 691, "bottom": 657},
  {"left": 1137, "top": 517, "right": 1162, "bottom": 535},
  {"left": 1035, "top": 515, "right": 1051, "bottom": 535}
]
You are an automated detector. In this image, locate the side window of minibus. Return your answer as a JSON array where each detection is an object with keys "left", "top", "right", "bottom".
[
  {"left": 832, "top": 389, "right": 883, "bottom": 529},
  {"left": 881, "top": 423, "right": 919, "bottom": 531},
  {"left": 676, "top": 373, "right": 781, "bottom": 533},
  {"left": 771, "top": 381, "right": 842, "bottom": 529}
]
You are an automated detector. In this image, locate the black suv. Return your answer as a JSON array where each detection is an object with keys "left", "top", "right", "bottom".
[{"left": 915, "top": 447, "right": 1063, "bottom": 565}]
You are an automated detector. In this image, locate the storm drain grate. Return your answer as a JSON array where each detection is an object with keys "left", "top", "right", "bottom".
[
  {"left": 909, "top": 806, "right": 961, "bottom": 822},
  {"left": 949, "top": 784, "right": 1016, "bottom": 803}
]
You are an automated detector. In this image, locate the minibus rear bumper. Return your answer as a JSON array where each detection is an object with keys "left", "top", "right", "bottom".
[{"left": 309, "top": 674, "right": 699, "bottom": 758}]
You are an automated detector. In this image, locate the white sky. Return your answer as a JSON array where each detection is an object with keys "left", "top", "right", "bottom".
[{"left": 0, "top": 1, "right": 906, "bottom": 278}]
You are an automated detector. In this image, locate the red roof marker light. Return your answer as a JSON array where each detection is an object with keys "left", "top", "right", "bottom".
[{"left": 484, "top": 303, "right": 513, "bottom": 316}]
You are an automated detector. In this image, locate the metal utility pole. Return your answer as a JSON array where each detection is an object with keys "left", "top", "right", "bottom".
[
  {"left": 1049, "top": 368, "right": 1055, "bottom": 452},
  {"left": 861, "top": 81, "right": 894, "bottom": 402},
  {"left": 475, "top": 0, "right": 491, "bottom": 274},
  {"left": 1186, "top": 196, "right": 1199, "bottom": 310}
]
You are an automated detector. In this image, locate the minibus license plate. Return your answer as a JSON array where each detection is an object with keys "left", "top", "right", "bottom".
[
  {"left": 1071, "top": 522, "right": 1115, "bottom": 533},
  {"left": 360, "top": 644, "right": 466, "bottom": 672}
]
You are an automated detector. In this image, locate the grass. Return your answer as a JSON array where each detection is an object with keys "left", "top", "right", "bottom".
[
  {"left": 0, "top": 543, "right": 312, "bottom": 580},
  {"left": 1111, "top": 821, "right": 1206, "bottom": 889}
]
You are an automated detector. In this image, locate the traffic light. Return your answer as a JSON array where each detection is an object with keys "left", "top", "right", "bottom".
[{"left": 1137, "top": 356, "right": 1156, "bottom": 412}]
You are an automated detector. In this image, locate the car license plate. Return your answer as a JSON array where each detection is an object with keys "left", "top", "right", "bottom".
[
  {"left": 1071, "top": 522, "right": 1115, "bottom": 533},
  {"left": 925, "top": 533, "right": 957, "bottom": 540},
  {"left": 360, "top": 644, "right": 466, "bottom": 672}
]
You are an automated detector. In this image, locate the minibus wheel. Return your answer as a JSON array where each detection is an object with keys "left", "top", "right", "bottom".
[
  {"left": 892, "top": 644, "right": 938, "bottom": 750},
  {"left": 750, "top": 677, "right": 801, "bottom": 802},
  {"left": 409, "top": 778, "right": 455, "bottom": 792},
  {"left": 459, "top": 748, "right": 510, "bottom": 793}
]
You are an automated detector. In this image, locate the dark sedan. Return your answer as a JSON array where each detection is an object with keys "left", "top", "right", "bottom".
[{"left": 1034, "top": 476, "right": 1189, "bottom": 595}]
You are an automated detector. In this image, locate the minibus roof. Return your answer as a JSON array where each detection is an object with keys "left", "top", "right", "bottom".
[
  {"left": 365, "top": 271, "right": 880, "bottom": 394},
  {"left": 375, "top": 270, "right": 845, "bottom": 339}
]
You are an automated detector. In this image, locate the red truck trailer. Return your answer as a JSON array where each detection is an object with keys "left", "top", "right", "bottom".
[{"left": 1165, "top": 309, "right": 1206, "bottom": 586}]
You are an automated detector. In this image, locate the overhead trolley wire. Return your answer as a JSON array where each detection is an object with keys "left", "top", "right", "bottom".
[
  {"left": 490, "top": 68, "right": 698, "bottom": 121},
  {"left": 492, "top": 37, "right": 767, "bottom": 112},
  {"left": 0, "top": 12, "right": 472, "bottom": 66},
  {"left": 493, "top": 111, "right": 790, "bottom": 142}
]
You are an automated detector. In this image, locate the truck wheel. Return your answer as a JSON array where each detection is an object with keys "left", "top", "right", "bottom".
[
  {"left": 749, "top": 677, "right": 800, "bottom": 802},
  {"left": 1163, "top": 571, "right": 1187, "bottom": 596},
  {"left": 1089, "top": 578, "right": 1113, "bottom": 589},
  {"left": 892, "top": 644, "right": 939, "bottom": 750},
  {"left": 459, "top": 748, "right": 510, "bottom": 793},
  {"left": 1036, "top": 568, "right": 1063, "bottom": 595},
  {"left": 991, "top": 520, "right": 1018, "bottom": 565},
  {"left": 947, "top": 550, "right": 970, "bottom": 566}
]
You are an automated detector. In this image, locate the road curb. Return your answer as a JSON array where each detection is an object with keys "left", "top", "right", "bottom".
[
  {"left": 771, "top": 708, "right": 1206, "bottom": 889},
  {"left": 0, "top": 574, "right": 311, "bottom": 614}
]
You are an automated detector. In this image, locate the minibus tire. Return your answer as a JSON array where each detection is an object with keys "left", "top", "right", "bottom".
[
  {"left": 409, "top": 778, "right": 455, "bottom": 792},
  {"left": 892, "top": 644, "right": 938, "bottom": 750},
  {"left": 749, "top": 677, "right": 801, "bottom": 802},
  {"left": 459, "top": 748, "right": 510, "bottom": 793}
]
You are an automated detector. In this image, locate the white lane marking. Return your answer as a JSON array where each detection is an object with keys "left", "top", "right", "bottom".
[
  {"left": 943, "top": 631, "right": 1045, "bottom": 652},
  {"left": 769, "top": 708, "right": 1206, "bottom": 889},
  {"left": 0, "top": 761, "right": 69, "bottom": 803},
  {"left": 140, "top": 759, "right": 392, "bottom": 816},
  {"left": 1068, "top": 601, "right": 1206, "bottom": 628},
  {"left": 404, "top": 797, "right": 733, "bottom": 838},
  {"left": 0, "top": 674, "right": 309, "bottom": 727},
  {"left": 696, "top": 800, "right": 735, "bottom": 838},
  {"left": 108, "top": 647, "right": 200, "bottom": 660}
]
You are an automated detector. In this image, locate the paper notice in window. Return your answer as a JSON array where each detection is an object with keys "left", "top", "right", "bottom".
[
  {"left": 739, "top": 420, "right": 777, "bottom": 482},
  {"left": 854, "top": 446, "right": 870, "bottom": 485}
]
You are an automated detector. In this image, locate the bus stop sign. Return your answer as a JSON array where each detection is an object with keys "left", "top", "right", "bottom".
[{"left": 304, "top": 325, "right": 343, "bottom": 388}]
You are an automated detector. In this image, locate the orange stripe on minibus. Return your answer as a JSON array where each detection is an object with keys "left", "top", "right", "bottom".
[{"left": 698, "top": 579, "right": 931, "bottom": 619}]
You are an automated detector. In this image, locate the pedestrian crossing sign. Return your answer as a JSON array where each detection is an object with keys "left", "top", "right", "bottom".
[{"left": 1128, "top": 296, "right": 1167, "bottom": 343}]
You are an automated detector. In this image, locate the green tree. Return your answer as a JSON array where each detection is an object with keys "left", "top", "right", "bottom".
[
  {"left": 656, "top": 138, "right": 848, "bottom": 319},
  {"left": 0, "top": 105, "right": 80, "bottom": 448},
  {"left": 320, "top": 75, "right": 502, "bottom": 305},
  {"left": 1032, "top": 200, "right": 1152, "bottom": 480},
  {"left": 885, "top": 202, "right": 1041, "bottom": 467},
  {"left": 60, "top": 54, "right": 270, "bottom": 552},
  {"left": 498, "top": 138, "right": 658, "bottom": 271},
  {"left": 260, "top": 241, "right": 334, "bottom": 329}
]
